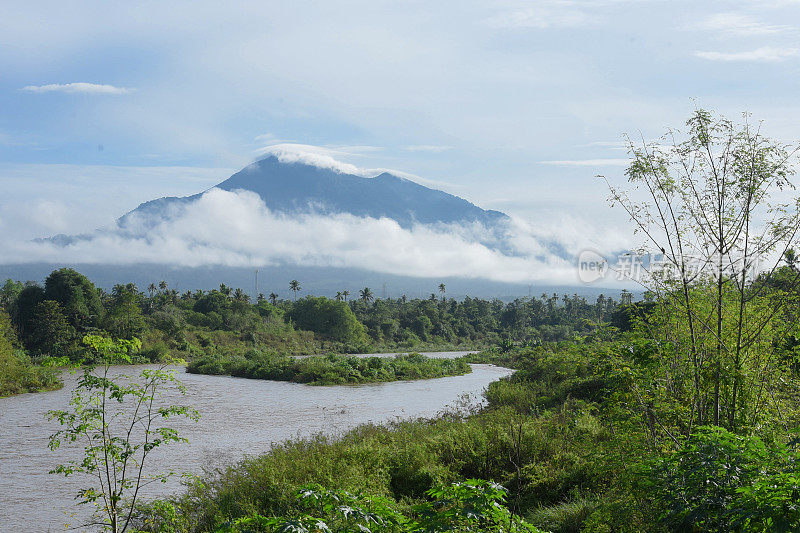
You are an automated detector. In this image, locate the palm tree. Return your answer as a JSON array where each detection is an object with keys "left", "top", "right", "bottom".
[
  {"left": 359, "top": 287, "right": 373, "bottom": 304},
  {"left": 289, "top": 280, "right": 301, "bottom": 300},
  {"left": 158, "top": 280, "right": 167, "bottom": 292},
  {"left": 219, "top": 283, "right": 232, "bottom": 297},
  {"left": 147, "top": 283, "right": 156, "bottom": 298},
  {"left": 342, "top": 290, "right": 350, "bottom": 302},
  {"left": 786, "top": 248, "right": 798, "bottom": 271},
  {"left": 335, "top": 291, "right": 343, "bottom": 301},
  {"left": 438, "top": 283, "right": 446, "bottom": 301},
  {"left": 269, "top": 292, "right": 279, "bottom": 305}
]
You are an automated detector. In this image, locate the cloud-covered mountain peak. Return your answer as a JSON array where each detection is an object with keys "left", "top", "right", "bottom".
[{"left": 121, "top": 154, "right": 508, "bottom": 229}]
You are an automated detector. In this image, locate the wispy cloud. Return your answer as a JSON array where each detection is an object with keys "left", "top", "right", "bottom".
[
  {"left": 252, "top": 143, "right": 459, "bottom": 189},
  {"left": 405, "top": 145, "right": 453, "bottom": 153},
  {"left": 694, "top": 46, "right": 800, "bottom": 62},
  {"left": 692, "top": 13, "right": 792, "bottom": 36},
  {"left": 20, "top": 82, "right": 134, "bottom": 95},
  {"left": 486, "top": 5, "right": 595, "bottom": 29},
  {"left": 539, "top": 159, "right": 631, "bottom": 167}
]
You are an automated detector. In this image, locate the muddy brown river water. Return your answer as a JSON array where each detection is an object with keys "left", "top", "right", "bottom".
[{"left": 0, "top": 355, "right": 511, "bottom": 531}]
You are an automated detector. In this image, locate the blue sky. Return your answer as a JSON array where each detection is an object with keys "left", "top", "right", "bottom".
[{"left": 2, "top": 0, "right": 800, "bottom": 265}]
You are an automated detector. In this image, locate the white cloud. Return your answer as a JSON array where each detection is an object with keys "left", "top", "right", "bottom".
[
  {"left": 0, "top": 162, "right": 234, "bottom": 239},
  {"left": 0, "top": 188, "right": 579, "bottom": 284},
  {"left": 586, "top": 141, "right": 629, "bottom": 149},
  {"left": 539, "top": 158, "right": 631, "bottom": 166},
  {"left": 253, "top": 144, "right": 462, "bottom": 190},
  {"left": 255, "top": 144, "right": 367, "bottom": 175},
  {"left": 695, "top": 47, "right": 800, "bottom": 62},
  {"left": 404, "top": 145, "right": 453, "bottom": 153},
  {"left": 20, "top": 82, "right": 134, "bottom": 94},
  {"left": 486, "top": 6, "right": 595, "bottom": 29},
  {"left": 692, "top": 13, "right": 791, "bottom": 36}
]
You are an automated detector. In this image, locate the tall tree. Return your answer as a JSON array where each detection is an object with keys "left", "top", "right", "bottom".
[
  {"left": 359, "top": 287, "right": 373, "bottom": 304},
  {"left": 27, "top": 300, "right": 76, "bottom": 356},
  {"left": 44, "top": 268, "right": 104, "bottom": 331},
  {"left": 289, "top": 280, "right": 301, "bottom": 301},
  {"left": 604, "top": 109, "right": 800, "bottom": 431}
]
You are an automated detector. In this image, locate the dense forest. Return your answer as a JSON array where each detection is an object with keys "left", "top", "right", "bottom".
[{"left": 0, "top": 267, "right": 622, "bottom": 393}]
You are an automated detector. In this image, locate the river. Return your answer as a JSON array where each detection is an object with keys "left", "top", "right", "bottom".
[{"left": 0, "top": 357, "right": 510, "bottom": 531}]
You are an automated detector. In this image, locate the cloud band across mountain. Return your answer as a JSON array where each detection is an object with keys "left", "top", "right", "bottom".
[{"left": 4, "top": 188, "right": 575, "bottom": 284}]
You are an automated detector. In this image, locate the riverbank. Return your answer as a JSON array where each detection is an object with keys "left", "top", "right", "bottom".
[
  {"left": 0, "top": 362, "right": 510, "bottom": 530},
  {"left": 187, "top": 351, "right": 472, "bottom": 385},
  {"left": 134, "top": 341, "right": 647, "bottom": 532},
  {"left": 0, "top": 368, "right": 62, "bottom": 397}
]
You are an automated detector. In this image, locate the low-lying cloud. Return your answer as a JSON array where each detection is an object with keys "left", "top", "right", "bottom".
[
  {"left": 694, "top": 47, "right": 800, "bottom": 62},
  {"left": 20, "top": 82, "right": 134, "bottom": 95},
  {"left": 1, "top": 188, "right": 581, "bottom": 284}
]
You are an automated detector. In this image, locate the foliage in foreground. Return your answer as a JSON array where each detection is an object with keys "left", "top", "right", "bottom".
[
  {"left": 136, "top": 334, "right": 800, "bottom": 532},
  {"left": 216, "top": 481, "right": 544, "bottom": 532},
  {"left": 646, "top": 426, "right": 800, "bottom": 532},
  {"left": 136, "top": 341, "right": 647, "bottom": 532},
  {"left": 187, "top": 351, "right": 471, "bottom": 385},
  {"left": 48, "top": 335, "right": 198, "bottom": 533}
]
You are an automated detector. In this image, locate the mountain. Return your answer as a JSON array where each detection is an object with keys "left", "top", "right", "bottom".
[
  {"left": 118, "top": 155, "right": 509, "bottom": 230},
  {"left": 24, "top": 156, "right": 581, "bottom": 296}
]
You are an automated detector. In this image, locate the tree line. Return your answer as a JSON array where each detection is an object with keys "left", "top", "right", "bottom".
[{"left": 0, "top": 269, "right": 625, "bottom": 368}]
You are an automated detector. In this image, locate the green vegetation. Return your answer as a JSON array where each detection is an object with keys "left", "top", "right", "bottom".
[
  {"left": 1, "top": 265, "right": 621, "bottom": 393},
  {"left": 48, "top": 335, "right": 198, "bottom": 532},
  {"left": 119, "top": 111, "right": 800, "bottom": 532},
  {"left": 214, "top": 481, "right": 544, "bottom": 532},
  {"left": 0, "top": 308, "right": 60, "bottom": 396},
  {"left": 187, "top": 351, "right": 471, "bottom": 385},
  {"left": 286, "top": 296, "right": 367, "bottom": 345},
  {"left": 134, "top": 331, "right": 800, "bottom": 532}
]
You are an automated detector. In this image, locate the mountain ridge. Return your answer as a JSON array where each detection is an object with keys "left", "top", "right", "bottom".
[{"left": 116, "top": 155, "right": 509, "bottom": 230}]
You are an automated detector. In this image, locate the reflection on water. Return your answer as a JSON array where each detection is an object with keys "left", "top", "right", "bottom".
[{"left": 0, "top": 360, "right": 511, "bottom": 531}]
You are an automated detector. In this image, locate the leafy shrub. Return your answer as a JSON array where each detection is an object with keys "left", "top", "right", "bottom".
[
  {"left": 646, "top": 426, "right": 800, "bottom": 532},
  {"left": 214, "top": 481, "right": 546, "bottom": 532}
]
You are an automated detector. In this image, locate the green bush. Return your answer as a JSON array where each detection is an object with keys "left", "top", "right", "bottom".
[
  {"left": 646, "top": 426, "right": 800, "bottom": 532},
  {"left": 187, "top": 352, "right": 471, "bottom": 385}
]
